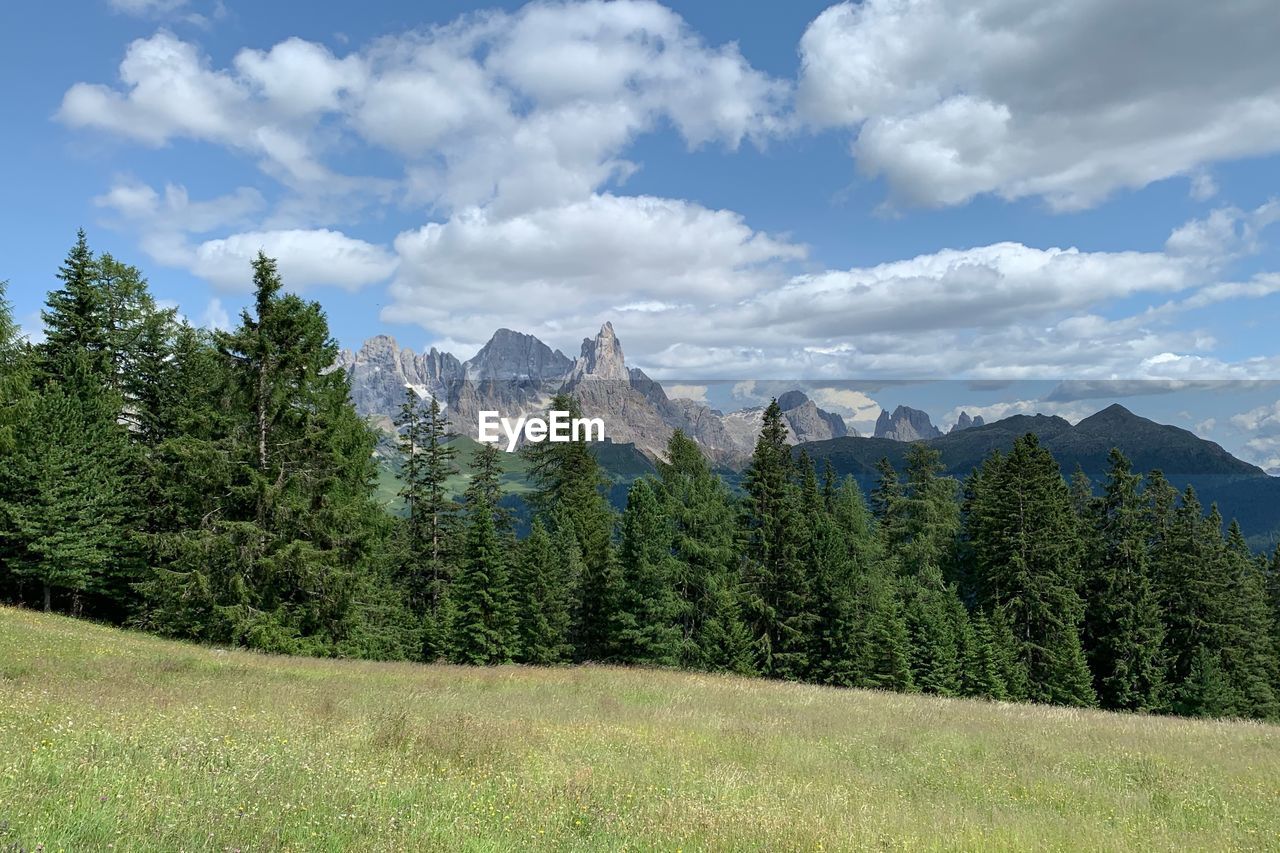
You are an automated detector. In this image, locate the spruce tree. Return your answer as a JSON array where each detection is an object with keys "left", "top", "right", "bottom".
[
  {"left": 1221, "top": 521, "right": 1279, "bottom": 719},
  {"left": 609, "top": 479, "right": 683, "bottom": 666},
  {"left": 1082, "top": 449, "right": 1167, "bottom": 712},
  {"left": 394, "top": 388, "right": 459, "bottom": 656},
  {"left": 968, "top": 435, "right": 1096, "bottom": 707},
  {"left": 654, "top": 430, "right": 754, "bottom": 673},
  {"left": 140, "top": 253, "right": 389, "bottom": 653},
  {"left": 524, "top": 393, "right": 616, "bottom": 660},
  {"left": 6, "top": 381, "right": 133, "bottom": 614},
  {"left": 511, "top": 519, "right": 575, "bottom": 664},
  {"left": 446, "top": 491, "right": 518, "bottom": 665},
  {"left": 740, "top": 400, "right": 813, "bottom": 679}
]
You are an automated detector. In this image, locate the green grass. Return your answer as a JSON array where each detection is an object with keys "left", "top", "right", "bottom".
[{"left": 2, "top": 607, "right": 1279, "bottom": 851}]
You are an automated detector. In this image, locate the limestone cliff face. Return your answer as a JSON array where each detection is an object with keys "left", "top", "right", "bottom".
[
  {"left": 336, "top": 335, "right": 463, "bottom": 430},
  {"left": 874, "top": 405, "right": 942, "bottom": 442},
  {"left": 950, "top": 411, "right": 986, "bottom": 433}
]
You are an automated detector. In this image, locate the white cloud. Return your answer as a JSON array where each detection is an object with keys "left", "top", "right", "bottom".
[
  {"left": 201, "top": 297, "right": 230, "bottom": 331},
  {"left": 808, "top": 387, "right": 883, "bottom": 431},
  {"left": 1190, "top": 172, "right": 1219, "bottom": 202},
  {"left": 386, "top": 192, "right": 803, "bottom": 346},
  {"left": 665, "top": 384, "right": 708, "bottom": 402},
  {"left": 190, "top": 229, "right": 397, "bottom": 292},
  {"left": 64, "top": 4, "right": 786, "bottom": 217},
  {"left": 797, "top": 0, "right": 1280, "bottom": 209}
]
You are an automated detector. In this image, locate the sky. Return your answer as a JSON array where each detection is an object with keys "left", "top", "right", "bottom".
[{"left": 3, "top": 0, "right": 1280, "bottom": 466}]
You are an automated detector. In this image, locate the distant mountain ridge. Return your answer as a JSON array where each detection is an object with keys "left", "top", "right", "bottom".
[
  {"left": 804, "top": 404, "right": 1278, "bottom": 547},
  {"left": 337, "top": 323, "right": 851, "bottom": 464}
]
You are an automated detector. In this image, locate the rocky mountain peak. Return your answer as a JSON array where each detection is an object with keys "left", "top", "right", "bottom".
[
  {"left": 570, "top": 321, "right": 630, "bottom": 382},
  {"left": 464, "top": 328, "right": 572, "bottom": 382},
  {"left": 776, "top": 389, "right": 810, "bottom": 411},
  {"left": 874, "top": 405, "right": 942, "bottom": 442},
  {"left": 950, "top": 411, "right": 986, "bottom": 433}
]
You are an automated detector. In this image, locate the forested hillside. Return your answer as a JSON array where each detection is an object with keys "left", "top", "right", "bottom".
[{"left": 2, "top": 234, "right": 1280, "bottom": 722}]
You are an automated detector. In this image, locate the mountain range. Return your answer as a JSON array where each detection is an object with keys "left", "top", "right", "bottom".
[
  {"left": 338, "top": 322, "right": 1280, "bottom": 547},
  {"left": 337, "top": 322, "right": 851, "bottom": 464}
]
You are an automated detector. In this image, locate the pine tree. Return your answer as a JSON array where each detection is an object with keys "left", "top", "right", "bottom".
[
  {"left": 446, "top": 491, "right": 518, "bottom": 665},
  {"left": 654, "top": 430, "right": 753, "bottom": 673},
  {"left": 1082, "top": 449, "right": 1166, "bottom": 712},
  {"left": 609, "top": 479, "right": 682, "bottom": 666},
  {"left": 524, "top": 393, "right": 616, "bottom": 661},
  {"left": 740, "top": 399, "right": 813, "bottom": 680},
  {"left": 968, "top": 435, "right": 1096, "bottom": 707},
  {"left": 140, "top": 253, "right": 389, "bottom": 654},
  {"left": 393, "top": 388, "right": 459, "bottom": 656},
  {"left": 1221, "top": 521, "right": 1279, "bottom": 719},
  {"left": 964, "top": 610, "right": 1008, "bottom": 700},
  {"left": 511, "top": 519, "right": 575, "bottom": 664},
  {"left": 40, "top": 230, "right": 107, "bottom": 379},
  {"left": 6, "top": 381, "right": 133, "bottom": 614}
]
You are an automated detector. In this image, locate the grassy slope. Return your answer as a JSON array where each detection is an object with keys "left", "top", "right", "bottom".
[{"left": 2, "top": 608, "right": 1278, "bottom": 851}]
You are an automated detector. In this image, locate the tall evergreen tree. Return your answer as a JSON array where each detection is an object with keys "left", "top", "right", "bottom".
[
  {"left": 740, "top": 399, "right": 813, "bottom": 679},
  {"left": 968, "top": 435, "right": 1096, "bottom": 707},
  {"left": 1081, "top": 449, "right": 1166, "bottom": 712},
  {"left": 524, "top": 393, "right": 616, "bottom": 660},
  {"left": 511, "top": 519, "right": 575, "bottom": 664},
  {"left": 655, "top": 430, "right": 754, "bottom": 673},
  {"left": 446, "top": 490, "right": 518, "bottom": 665},
  {"left": 393, "top": 388, "right": 459, "bottom": 656},
  {"left": 609, "top": 479, "right": 683, "bottom": 665},
  {"left": 1221, "top": 521, "right": 1279, "bottom": 719},
  {"left": 139, "top": 253, "right": 391, "bottom": 654}
]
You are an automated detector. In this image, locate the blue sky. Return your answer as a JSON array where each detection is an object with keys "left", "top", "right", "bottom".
[{"left": 3, "top": 0, "right": 1280, "bottom": 465}]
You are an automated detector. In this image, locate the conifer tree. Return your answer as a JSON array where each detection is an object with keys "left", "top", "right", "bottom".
[
  {"left": 394, "top": 388, "right": 459, "bottom": 656},
  {"left": 140, "top": 253, "right": 389, "bottom": 653},
  {"left": 1081, "top": 449, "right": 1166, "bottom": 712},
  {"left": 525, "top": 393, "right": 616, "bottom": 660},
  {"left": 609, "top": 479, "right": 683, "bottom": 666},
  {"left": 740, "top": 400, "right": 813, "bottom": 679},
  {"left": 6, "top": 381, "right": 133, "bottom": 614},
  {"left": 968, "top": 435, "right": 1095, "bottom": 706},
  {"left": 447, "top": 491, "right": 517, "bottom": 665},
  {"left": 40, "top": 230, "right": 107, "bottom": 379},
  {"left": 654, "top": 430, "right": 754, "bottom": 673},
  {"left": 511, "top": 519, "right": 575, "bottom": 664},
  {"left": 1221, "top": 521, "right": 1279, "bottom": 719}
]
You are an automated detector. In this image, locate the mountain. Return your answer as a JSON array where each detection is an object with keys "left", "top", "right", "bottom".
[
  {"left": 804, "top": 404, "right": 1279, "bottom": 546},
  {"left": 338, "top": 323, "right": 847, "bottom": 465},
  {"left": 874, "top": 405, "right": 942, "bottom": 441},
  {"left": 950, "top": 411, "right": 985, "bottom": 433},
  {"left": 463, "top": 328, "right": 573, "bottom": 381},
  {"left": 337, "top": 335, "right": 463, "bottom": 432}
]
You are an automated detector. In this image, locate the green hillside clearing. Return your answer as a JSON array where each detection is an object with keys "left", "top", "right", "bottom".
[{"left": 2, "top": 606, "right": 1278, "bottom": 851}]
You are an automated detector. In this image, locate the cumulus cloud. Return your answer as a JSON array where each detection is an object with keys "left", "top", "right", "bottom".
[
  {"left": 808, "top": 387, "right": 883, "bottom": 431},
  {"left": 797, "top": 0, "right": 1280, "bottom": 209},
  {"left": 92, "top": 178, "right": 395, "bottom": 292},
  {"left": 386, "top": 192, "right": 803, "bottom": 348},
  {"left": 665, "top": 384, "right": 708, "bottom": 402},
  {"left": 190, "top": 230, "right": 397, "bottom": 292},
  {"left": 63, "top": 3, "right": 785, "bottom": 216}
]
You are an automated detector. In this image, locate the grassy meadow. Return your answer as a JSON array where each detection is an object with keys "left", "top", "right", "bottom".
[{"left": 2, "top": 606, "right": 1279, "bottom": 851}]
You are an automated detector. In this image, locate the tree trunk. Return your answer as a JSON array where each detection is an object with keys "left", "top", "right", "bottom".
[{"left": 43, "top": 583, "right": 51, "bottom": 613}]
